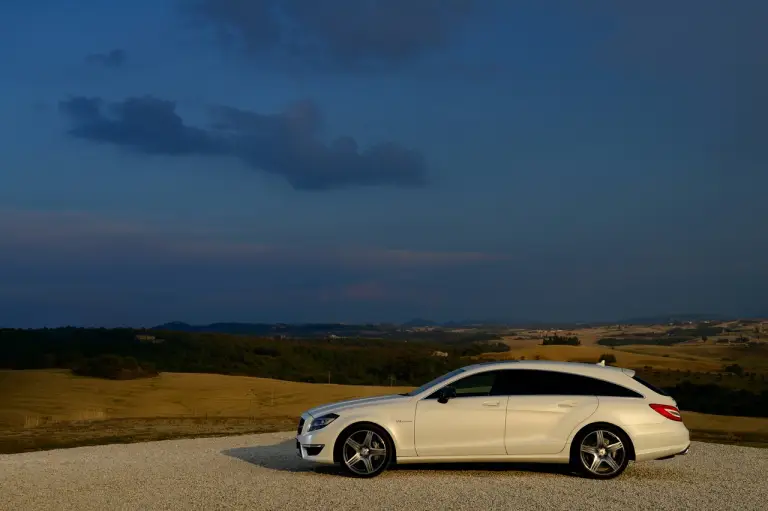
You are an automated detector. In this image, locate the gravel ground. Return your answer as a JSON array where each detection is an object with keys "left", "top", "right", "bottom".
[{"left": 0, "top": 433, "right": 766, "bottom": 511}]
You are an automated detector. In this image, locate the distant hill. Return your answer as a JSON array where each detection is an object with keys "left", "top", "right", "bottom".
[
  {"left": 401, "top": 318, "right": 438, "bottom": 327},
  {"left": 152, "top": 318, "right": 587, "bottom": 334},
  {"left": 151, "top": 322, "right": 371, "bottom": 337},
  {"left": 613, "top": 314, "right": 734, "bottom": 325},
  {"left": 152, "top": 313, "right": 747, "bottom": 336}
]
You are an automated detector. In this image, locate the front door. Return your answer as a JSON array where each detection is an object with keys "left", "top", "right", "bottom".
[{"left": 414, "top": 370, "right": 508, "bottom": 457}]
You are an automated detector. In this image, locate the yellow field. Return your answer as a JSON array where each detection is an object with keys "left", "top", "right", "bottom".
[
  {"left": 478, "top": 345, "right": 724, "bottom": 372},
  {"left": 502, "top": 324, "right": 671, "bottom": 347},
  {"left": 0, "top": 369, "right": 410, "bottom": 428},
  {"left": 682, "top": 411, "right": 768, "bottom": 444},
  {"left": 614, "top": 345, "right": 768, "bottom": 372},
  {"left": 497, "top": 319, "right": 768, "bottom": 373},
  {"left": 0, "top": 370, "right": 411, "bottom": 453},
  {"left": 1, "top": 369, "right": 767, "bottom": 453}
]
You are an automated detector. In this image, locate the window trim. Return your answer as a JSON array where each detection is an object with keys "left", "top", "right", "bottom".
[
  {"left": 423, "top": 369, "right": 505, "bottom": 400},
  {"left": 420, "top": 367, "right": 645, "bottom": 400}
]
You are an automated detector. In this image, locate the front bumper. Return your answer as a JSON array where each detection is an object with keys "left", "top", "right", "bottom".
[
  {"left": 296, "top": 440, "right": 325, "bottom": 458},
  {"left": 296, "top": 413, "right": 336, "bottom": 464}
]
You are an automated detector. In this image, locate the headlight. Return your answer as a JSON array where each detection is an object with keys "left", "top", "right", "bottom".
[{"left": 308, "top": 413, "right": 339, "bottom": 432}]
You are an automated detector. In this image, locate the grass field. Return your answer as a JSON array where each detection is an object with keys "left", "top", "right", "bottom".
[
  {"left": 1, "top": 369, "right": 767, "bottom": 454},
  {"left": 682, "top": 411, "right": 768, "bottom": 448},
  {"left": 503, "top": 324, "right": 671, "bottom": 347},
  {"left": 479, "top": 344, "right": 726, "bottom": 372},
  {"left": 497, "top": 322, "right": 768, "bottom": 376},
  {"left": 614, "top": 344, "right": 768, "bottom": 373},
  {"left": 0, "top": 369, "right": 410, "bottom": 453}
]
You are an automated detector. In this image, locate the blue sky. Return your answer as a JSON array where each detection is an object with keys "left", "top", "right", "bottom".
[{"left": 1, "top": 0, "right": 766, "bottom": 327}]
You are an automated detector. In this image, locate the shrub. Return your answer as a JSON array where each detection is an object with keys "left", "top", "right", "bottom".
[
  {"left": 72, "top": 354, "right": 158, "bottom": 380},
  {"left": 723, "top": 363, "right": 744, "bottom": 376},
  {"left": 453, "top": 341, "right": 509, "bottom": 357},
  {"left": 598, "top": 337, "right": 688, "bottom": 347},
  {"left": 598, "top": 353, "right": 617, "bottom": 365},
  {"left": 542, "top": 335, "right": 580, "bottom": 346}
]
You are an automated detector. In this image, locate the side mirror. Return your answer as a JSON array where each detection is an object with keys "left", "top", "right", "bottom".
[{"left": 437, "top": 386, "right": 457, "bottom": 404}]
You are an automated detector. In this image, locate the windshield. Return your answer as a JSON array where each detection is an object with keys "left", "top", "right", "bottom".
[{"left": 403, "top": 368, "right": 466, "bottom": 396}]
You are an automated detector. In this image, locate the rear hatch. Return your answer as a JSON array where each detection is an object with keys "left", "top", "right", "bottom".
[{"left": 632, "top": 374, "right": 684, "bottom": 422}]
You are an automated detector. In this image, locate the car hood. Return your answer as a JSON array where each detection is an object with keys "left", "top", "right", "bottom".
[{"left": 306, "top": 394, "right": 408, "bottom": 418}]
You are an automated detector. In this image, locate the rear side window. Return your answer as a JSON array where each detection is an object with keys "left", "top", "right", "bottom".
[
  {"left": 632, "top": 375, "right": 669, "bottom": 396},
  {"left": 499, "top": 369, "right": 643, "bottom": 398},
  {"left": 585, "top": 376, "right": 644, "bottom": 398}
]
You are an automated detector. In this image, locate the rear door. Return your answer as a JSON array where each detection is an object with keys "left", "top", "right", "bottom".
[{"left": 502, "top": 370, "right": 599, "bottom": 455}]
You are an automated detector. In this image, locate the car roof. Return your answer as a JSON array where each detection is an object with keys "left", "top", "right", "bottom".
[{"left": 461, "top": 360, "right": 635, "bottom": 378}]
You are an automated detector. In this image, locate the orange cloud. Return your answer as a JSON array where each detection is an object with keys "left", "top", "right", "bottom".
[{"left": 0, "top": 209, "right": 505, "bottom": 269}]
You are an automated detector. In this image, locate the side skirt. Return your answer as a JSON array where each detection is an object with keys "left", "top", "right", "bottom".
[{"left": 395, "top": 454, "right": 570, "bottom": 465}]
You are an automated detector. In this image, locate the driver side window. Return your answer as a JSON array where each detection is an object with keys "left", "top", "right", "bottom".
[{"left": 430, "top": 370, "right": 500, "bottom": 398}]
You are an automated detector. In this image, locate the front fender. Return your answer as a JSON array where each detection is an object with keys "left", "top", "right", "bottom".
[{"left": 330, "top": 413, "right": 409, "bottom": 460}]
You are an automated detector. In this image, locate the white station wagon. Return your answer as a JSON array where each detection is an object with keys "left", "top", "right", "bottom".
[{"left": 296, "top": 360, "right": 690, "bottom": 478}]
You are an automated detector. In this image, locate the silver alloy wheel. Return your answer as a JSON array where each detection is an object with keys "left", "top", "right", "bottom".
[
  {"left": 342, "top": 430, "right": 388, "bottom": 475},
  {"left": 579, "top": 430, "right": 626, "bottom": 476}
]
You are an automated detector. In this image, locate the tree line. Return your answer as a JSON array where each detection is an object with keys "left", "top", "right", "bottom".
[
  {"left": 664, "top": 381, "right": 768, "bottom": 418},
  {"left": 542, "top": 335, "right": 581, "bottom": 346},
  {"left": 2, "top": 327, "right": 766, "bottom": 418},
  {"left": 0, "top": 327, "right": 491, "bottom": 386}
]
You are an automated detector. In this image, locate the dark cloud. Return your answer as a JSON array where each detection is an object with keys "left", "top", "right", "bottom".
[
  {"left": 58, "top": 96, "right": 428, "bottom": 190},
  {"left": 189, "top": 0, "right": 475, "bottom": 71},
  {"left": 59, "top": 96, "right": 219, "bottom": 155},
  {"left": 85, "top": 49, "right": 127, "bottom": 68}
]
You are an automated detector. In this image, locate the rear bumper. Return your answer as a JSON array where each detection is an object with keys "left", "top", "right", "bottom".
[
  {"left": 630, "top": 421, "right": 691, "bottom": 462},
  {"left": 654, "top": 444, "right": 690, "bottom": 461}
]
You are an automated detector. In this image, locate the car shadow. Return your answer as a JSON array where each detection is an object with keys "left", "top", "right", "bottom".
[
  {"left": 222, "top": 440, "right": 340, "bottom": 475},
  {"left": 222, "top": 439, "right": 575, "bottom": 478}
]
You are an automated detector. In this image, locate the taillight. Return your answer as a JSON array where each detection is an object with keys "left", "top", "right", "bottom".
[{"left": 650, "top": 403, "right": 683, "bottom": 422}]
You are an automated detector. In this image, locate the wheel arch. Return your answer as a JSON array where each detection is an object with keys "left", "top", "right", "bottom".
[
  {"left": 569, "top": 421, "right": 636, "bottom": 461},
  {"left": 332, "top": 421, "right": 398, "bottom": 464}
]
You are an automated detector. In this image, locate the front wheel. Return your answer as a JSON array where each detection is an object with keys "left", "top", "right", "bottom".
[
  {"left": 337, "top": 424, "right": 393, "bottom": 478},
  {"left": 571, "top": 425, "right": 631, "bottom": 479}
]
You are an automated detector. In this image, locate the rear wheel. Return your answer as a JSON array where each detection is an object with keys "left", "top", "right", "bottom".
[
  {"left": 571, "top": 425, "right": 630, "bottom": 479},
  {"left": 337, "top": 424, "right": 393, "bottom": 478}
]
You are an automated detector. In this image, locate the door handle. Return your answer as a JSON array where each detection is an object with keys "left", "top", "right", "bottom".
[
  {"left": 557, "top": 400, "right": 577, "bottom": 408},
  {"left": 482, "top": 400, "right": 500, "bottom": 407}
]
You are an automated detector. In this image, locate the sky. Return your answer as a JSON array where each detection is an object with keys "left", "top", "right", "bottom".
[{"left": 1, "top": 0, "right": 767, "bottom": 327}]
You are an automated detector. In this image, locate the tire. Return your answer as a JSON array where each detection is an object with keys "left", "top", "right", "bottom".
[
  {"left": 570, "top": 424, "right": 631, "bottom": 480},
  {"left": 336, "top": 423, "right": 394, "bottom": 478}
]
